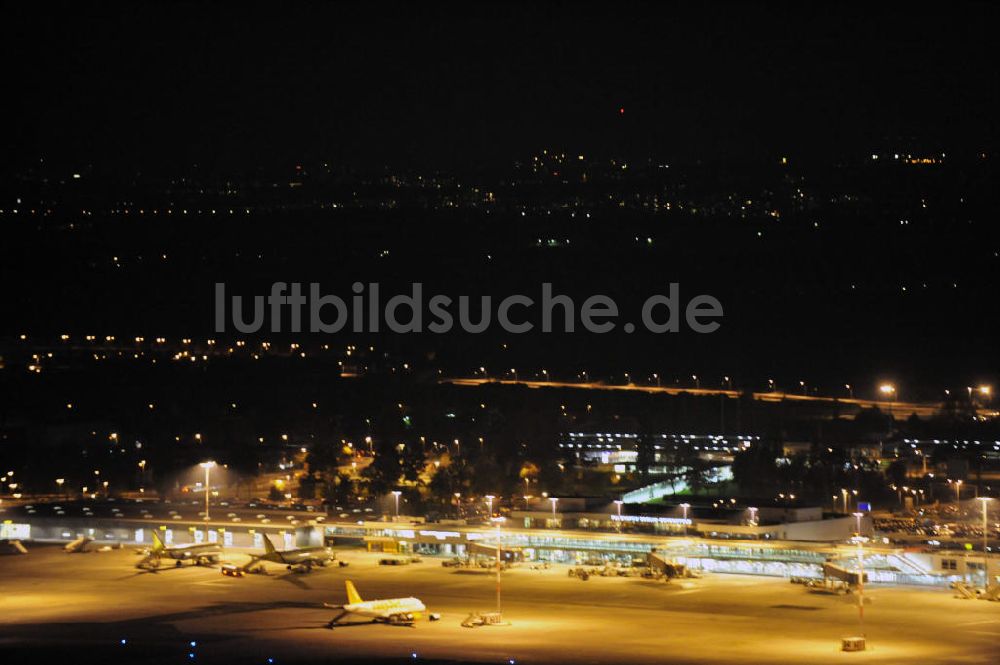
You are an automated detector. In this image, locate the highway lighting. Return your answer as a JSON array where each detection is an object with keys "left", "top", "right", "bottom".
[{"left": 879, "top": 383, "right": 898, "bottom": 419}]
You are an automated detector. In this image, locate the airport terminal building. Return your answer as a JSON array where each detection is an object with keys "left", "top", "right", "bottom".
[{"left": 5, "top": 507, "right": 982, "bottom": 589}]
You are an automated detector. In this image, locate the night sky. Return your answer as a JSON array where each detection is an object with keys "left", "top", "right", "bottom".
[{"left": 5, "top": 2, "right": 998, "bottom": 170}]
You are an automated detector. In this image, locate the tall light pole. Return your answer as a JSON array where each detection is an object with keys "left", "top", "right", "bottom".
[
  {"left": 853, "top": 511, "right": 864, "bottom": 536},
  {"left": 841, "top": 488, "right": 849, "bottom": 514},
  {"left": 977, "top": 497, "right": 992, "bottom": 586},
  {"left": 680, "top": 502, "right": 691, "bottom": 534},
  {"left": 492, "top": 516, "right": 505, "bottom": 615},
  {"left": 954, "top": 479, "right": 963, "bottom": 505},
  {"left": 391, "top": 490, "right": 401, "bottom": 520},
  {"left": 613, "top": 500, "right": 623, "bottom": 531},
  {"left": 485, "top": 494, "right": 495, "bottom": 518},
  {"left": 854, "top": 534, "right": 867, "bottom": 639},
  {"left": 199, "top": 461, "right": 216, "bottom": 521},
  {"left": 550, "top": 497, "right": 558, "bottom": 525}
]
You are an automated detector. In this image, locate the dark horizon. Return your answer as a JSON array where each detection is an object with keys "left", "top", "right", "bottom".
[{"left": 4, "top": 2, "right": 998, "bottom": 172}]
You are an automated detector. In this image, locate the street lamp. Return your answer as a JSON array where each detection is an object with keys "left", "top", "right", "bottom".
[
  {"left": 199, "top": 461, "right": 216, "bottom": 521},
  {"left": 613, "top": 500, "right": 624, "bottom": 531},
  {"left": 680, "top": 502, "right": 691, "bottom": 534},
  {"left": 485, "top": 494, "right": 495, "bottom": 518},
  {"left": 841, "top": 488, "right": 849, "bottom": 513},
  {"left": 391, "top": 490, "right": 401, "bottom": 519},
  {"left": 549, "top": 497, "right": 559, "bottom": 524}
]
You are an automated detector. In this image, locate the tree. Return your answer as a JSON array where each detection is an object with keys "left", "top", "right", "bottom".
[
  {"left": 682, "top": 452, "right": 709, "bottom": 496},
  {"left": 325, "top": 473, "right": 355, "bottom": 508},
  {"left": 362, "top": 438, "right": 402, "bottom": 496},
  {"left": 886, "top": 459, "right": 908, "bottom": 488}
]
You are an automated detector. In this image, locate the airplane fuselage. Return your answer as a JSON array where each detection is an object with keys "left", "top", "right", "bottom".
[
  {"left": 344, "top": 597, "right": 426, "bottom": 622},
  {"left": 161, "top": 543, "right": 222, "bottom": 560}
]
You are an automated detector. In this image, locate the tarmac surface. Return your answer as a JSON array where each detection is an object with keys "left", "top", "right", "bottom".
[{"left": 1, "top": 544, "right": 998, "bottom": 664}]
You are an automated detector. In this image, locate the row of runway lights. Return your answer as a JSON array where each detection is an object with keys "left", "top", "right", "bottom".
[{"left": 117, "top": 637, "right": 516, "bottom": 664}]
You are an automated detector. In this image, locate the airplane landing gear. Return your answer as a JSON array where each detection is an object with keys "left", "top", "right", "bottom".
[{"left": 326, "top": 610, "right": 347, "bottom": 628}]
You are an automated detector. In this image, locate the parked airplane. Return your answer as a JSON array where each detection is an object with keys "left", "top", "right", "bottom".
[
  {"left": 323, "top": 580, "right": 438, "bottom": 627},
  {"left": 244, "top": 533, "right": 337, "bottom": 573},
  {"left": 136, "top": 530, "right": 223, "bottom": 569}
]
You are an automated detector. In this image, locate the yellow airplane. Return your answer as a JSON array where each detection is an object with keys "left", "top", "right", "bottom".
[{"left": 324, "top": 580, "right": 438, "bottom": 627}]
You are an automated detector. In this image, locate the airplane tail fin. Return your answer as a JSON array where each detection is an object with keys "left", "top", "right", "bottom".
[
  {"left": 151, "top": 530, "right": 166, "bottom": 552},
  {"left": 345, "top": 580, "right": 363, "bottom": 605},
  {"left": 262, "top": 533, "right": 276, "bottom": 554}
]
